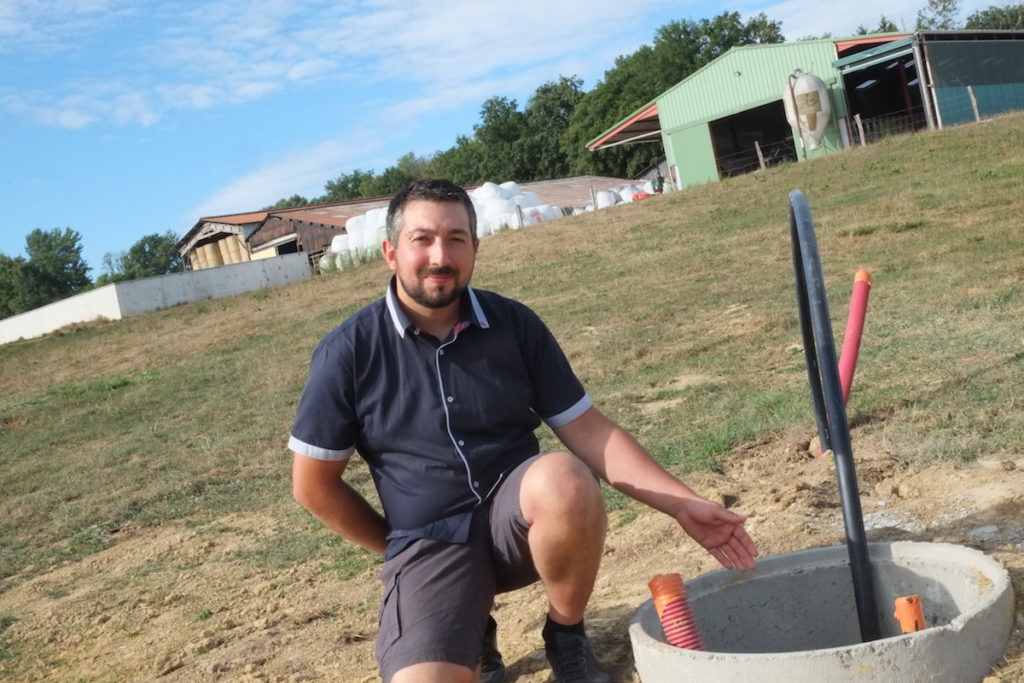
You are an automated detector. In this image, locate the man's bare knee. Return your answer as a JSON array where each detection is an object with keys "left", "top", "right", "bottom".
[
  {"left": 521, "top": 451, "right": 605, "bottom": 524},
  {"left": 390, "top": 661, "right": 476, "bottom": 683}
]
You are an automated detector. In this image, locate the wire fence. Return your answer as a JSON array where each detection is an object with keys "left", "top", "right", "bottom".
[
  {"left": 717, "top": 137, "right": 799, "bottom": 178},
  {"left": 850, "top": 107, "right": 929, "bottom": 146}
]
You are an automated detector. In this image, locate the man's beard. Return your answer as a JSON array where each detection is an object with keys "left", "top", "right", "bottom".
[{"left": 398, "top": 267, "right": 466, "bottom": 309}]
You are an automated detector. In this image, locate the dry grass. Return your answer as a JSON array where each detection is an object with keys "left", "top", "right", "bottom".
[{"left": 2, "top": 112, "right": 1023, "bottom": 592}]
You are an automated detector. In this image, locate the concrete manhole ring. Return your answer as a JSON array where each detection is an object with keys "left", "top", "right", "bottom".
[{"left": 630, "top": 541, "right": 1014, "bottom": 682}]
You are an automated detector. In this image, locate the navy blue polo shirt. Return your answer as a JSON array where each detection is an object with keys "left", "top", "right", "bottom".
[{"left": 288, "top": 277, "right": 592, "bottom": 557}]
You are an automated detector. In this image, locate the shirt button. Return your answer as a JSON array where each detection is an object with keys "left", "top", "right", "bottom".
[
  {"left": 458, "top": 440, "right": 464, "bottom": 446},
  {"left": 473, "top": 481, "right": 480, "bottom": 488},
  {"left": 439, "top": 349, "right": 445, "bottom": 356},
  {"left": 447, "top": 396, "right": 454, "bottom": 403}
]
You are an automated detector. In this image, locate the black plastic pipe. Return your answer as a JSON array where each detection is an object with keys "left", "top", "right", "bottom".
[{"left": 789, "top": 190, "right": 881, "bottom": 642}]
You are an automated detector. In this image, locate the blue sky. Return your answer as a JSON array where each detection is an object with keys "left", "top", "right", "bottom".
[{"left": 0, "top": 0, "right": 990, "bottom": 275}]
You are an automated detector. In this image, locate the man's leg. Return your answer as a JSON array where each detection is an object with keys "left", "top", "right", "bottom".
[
  {"left": 376, "top": 525, "right": 495, "bottom": 683},
  {"left": 391, "top": 662, "right": 476, "bottom": 683},
  {"left": 519, "top": 450, "right": 607, "bottom": 625},
  {"left": 489, "top": 452, "right": 611, "bottom": 682}
]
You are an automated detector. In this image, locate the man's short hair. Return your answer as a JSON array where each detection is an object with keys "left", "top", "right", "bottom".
[{"left": 386, "top": 179, "right": 478, "bottom": 245}]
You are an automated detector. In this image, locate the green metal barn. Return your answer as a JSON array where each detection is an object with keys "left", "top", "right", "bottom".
[{"left": 590, "top": 31, "right": 1024, "bottom": 191}]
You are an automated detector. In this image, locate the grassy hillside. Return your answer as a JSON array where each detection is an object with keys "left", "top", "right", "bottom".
[{"left": 2, "top": 112, "right": 1023, "bottom": 594}]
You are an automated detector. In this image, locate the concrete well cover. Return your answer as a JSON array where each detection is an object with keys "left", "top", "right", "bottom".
[{"left": 630, "top": 541, "right": 1014, "bottom": 682}]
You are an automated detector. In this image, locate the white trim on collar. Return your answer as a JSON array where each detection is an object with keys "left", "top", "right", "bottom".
[
  {"left": 385, "top": 280, "right": 408, "bottom": 338},
  {"left": 467, "top": 287, "right": 490, "bottom": 329},
  {"left": 385, "top": 279, "right": 490, "bottom": 335}
]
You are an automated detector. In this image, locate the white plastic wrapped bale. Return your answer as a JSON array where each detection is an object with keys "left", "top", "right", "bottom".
[
  {"left": 540, "top": 204, "right": 563, "bottom": 221},
  {"left": 595, "top": 189, "right": 620, "bottom": 209},
  {"left": 330, "top": 233, "right": 350, "bottom": 255},
  {"left": 346, "top": 215, "right": 366, "bottom": 254},
  {"left": 473, "top": 181, "right": 506, "bottom": 202},
  {"left": 617, "top": 184, "right": 646, "bottom": 202},
  {"left": 520, "top": 207, "right": 542, "bottom": 227},
  {"left": 331, "top": 235, "right": 351, "bottom": 269},
  {"left": 480, "top": 196, "right": 518, "bottom": 234},
  {"left": 513, "top": 191, "right": 543, "bottom": 209},
  {"left": 519, "top": 204, "right": 562, "bottom": 226},
  {"left": 467, "top": 181, "right": 568, "bottom": 233},
  {"left": 499, "top": 181, "right": 522, "bottom": 196},
  {"left": 366, "top": 207, "right": 387, "bottom": 251},
  {"left": 319, "top": 252, "right": 337, "bottom": 272},
  {"left": 469, "top": 183, "right": 515, "bottom": 236}
]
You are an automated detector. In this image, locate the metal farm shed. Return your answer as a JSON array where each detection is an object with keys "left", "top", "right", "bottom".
[
  {"left": 836, "top": 30, "right": 1024, "bottom": 130},
  {"left": 590, "top": 31, "right": 1024, "bottom": 191}
]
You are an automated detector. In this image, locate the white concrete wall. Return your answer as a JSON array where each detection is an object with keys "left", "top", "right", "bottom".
[
  {"left": 114, "top": 252, "right": 310, "bottom": 315},
  {"left": 0, "top": 253, "right": 311, "bottom": 345},
  {"left": 0, "top": 284, "right": 123, "bottom": 345}
]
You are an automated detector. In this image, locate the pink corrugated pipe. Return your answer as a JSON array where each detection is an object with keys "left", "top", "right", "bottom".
[{"left": 839, "top": 270, "right": 872, "bottom": 404}]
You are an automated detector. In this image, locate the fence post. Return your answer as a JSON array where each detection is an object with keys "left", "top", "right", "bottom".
[
  {"left": 754, "top": 141, "right": 766, "bottom": 170},
  {"left": 854, "top": 114, "right": 867, "bottom": 148},
  {"left": 967, "top": 85, "right": 981, "bottom": 122}
]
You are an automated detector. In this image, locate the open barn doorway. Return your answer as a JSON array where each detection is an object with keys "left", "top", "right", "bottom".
[
  {"left": 708, "top": 100, "right": 797, "bottom": 178},
  {"left": 842, "top": 54, "right": 926, "bottom": 143}
]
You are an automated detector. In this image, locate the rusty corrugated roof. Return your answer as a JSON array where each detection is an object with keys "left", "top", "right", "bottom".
[
  {"left": 518, "top": 175, "right": 635, "bottom": 207},
  {"left": 198, "top": 210, "right": 269, "bottom": 224}
]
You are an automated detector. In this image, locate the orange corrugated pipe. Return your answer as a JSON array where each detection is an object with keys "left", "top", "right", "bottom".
[{"left": 648, "top": 574, "right": 704, "bottom": 650}]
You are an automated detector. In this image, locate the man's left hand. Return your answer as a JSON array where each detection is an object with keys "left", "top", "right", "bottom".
[{"left": 673, "top": 498, "right": 758, "bottom": 571}]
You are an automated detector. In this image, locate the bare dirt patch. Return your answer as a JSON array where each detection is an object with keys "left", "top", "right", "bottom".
[{"left": 3, "top": 426, "right": 1022, "bottom": 681}]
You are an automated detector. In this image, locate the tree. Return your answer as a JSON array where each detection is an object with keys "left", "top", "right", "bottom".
[
  {"left": 320, "top": 169, "right": 376, "bottom": 203},
  {"left": 916, "top": 0, "right": 962, "bottom": 29},
  {"left": 473, "top": 96, "right": 528, "bottom": 182},
  {"left": 0, "top": 255, "right": 31, "bottom": 319},
  {"left": 97, "top": 231, "right": 183, "bottom": 284},
  {"left": 24, "top": 228, "right": 91, "bottom": 304},
  {"left": 264, "top": 194, "right": 310, "bottom": 210},
  {"left": 857, "top": 15, "right": 901, "bottom": 33},
  {"left": 519, "top": 76, "right": 585, "bottom": 180},
  {"left": 965, "top": 2, "right": 1024, "bottom": 28},
  {"left": 122, "top": 231, "right": 183, "bottom": 279},
  {"left": 0, "top": 228, "right": 91, "bottom": 318},
  {"left": 358, "top": 152, "right": 430, "bottom": 197},
  {"left": 428, "top": 134, "right": 485, "bottom": 186}
]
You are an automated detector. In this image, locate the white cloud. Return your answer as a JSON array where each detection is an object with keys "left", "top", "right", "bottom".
[
  {"left": 158, "top": 83, "right": 221, "bottom": 110},
  {"left": 0, "top": 0, "right": 143, "bottom": 54},
  {"left": 754, "top": 0, "right": 993, "bottom": 38},
  {"left": 50, "top": 109, "right": 95, "bottom": 129},
  {"left": 287, "top": 58, "right": 335, "bottom": 81},
  {"left": 186, "top": 135, "right": 378, "bottom": 219},
  {"left": 114, "top": 91, "right": 159, "bottom": 126},
  {"left": 4, "top": 0, "right": 668, "bottom": 129}
]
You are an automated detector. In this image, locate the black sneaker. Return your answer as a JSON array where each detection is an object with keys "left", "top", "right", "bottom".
[
  {"left": 543, "top": 628, "right": 612, "bottom": 683},
  {"left": 480, "top": 615, "right": 506, "bottom": 683}
]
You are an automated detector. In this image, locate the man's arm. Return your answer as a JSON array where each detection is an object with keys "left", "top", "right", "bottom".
[
  {"left": 551, "top": 406, "right": 758, "bottom": 571},
  {"left": 291, "top": 453, "right": 388, "bottom": 556}
]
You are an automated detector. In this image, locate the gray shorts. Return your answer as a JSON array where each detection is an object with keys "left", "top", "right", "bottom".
[{"left": 375, "top": 455, "right": 540, "bottom": 682}]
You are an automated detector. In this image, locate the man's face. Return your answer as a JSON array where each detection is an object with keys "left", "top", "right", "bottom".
[{"left": 382, "top": 199, "right": 478, "bottom": 312}]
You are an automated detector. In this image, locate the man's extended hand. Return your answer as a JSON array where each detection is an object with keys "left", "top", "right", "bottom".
[{"left": 673, "top": 497, "right": 758, "bottom": 571}]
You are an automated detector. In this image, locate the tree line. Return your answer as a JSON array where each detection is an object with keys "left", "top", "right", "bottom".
[
  {"left": 266, "top": 2, "right": 1022, "bottom": 209},
  {"left": 0, "top": 229, "right": 182, "bottom": 319}
]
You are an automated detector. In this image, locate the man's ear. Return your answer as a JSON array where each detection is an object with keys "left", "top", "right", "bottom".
[{"left": 382, "top": 240, "right": 397, "bottom": 271}]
